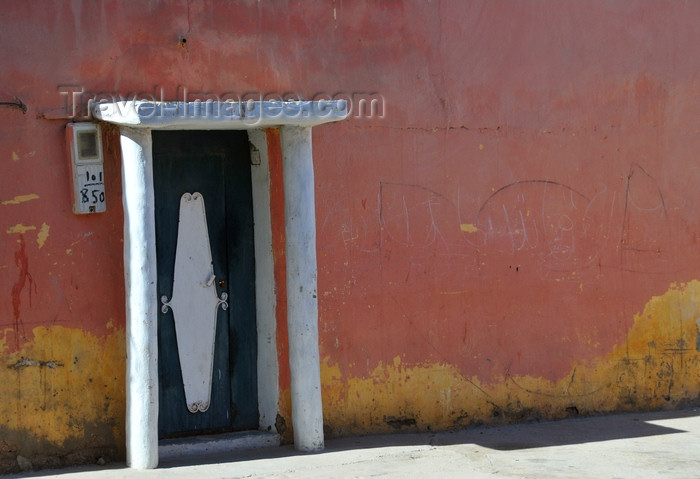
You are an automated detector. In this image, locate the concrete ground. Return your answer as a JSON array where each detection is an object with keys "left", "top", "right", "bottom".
[{"left": 10, "top": 408, "right": 700, "bottom": 479}]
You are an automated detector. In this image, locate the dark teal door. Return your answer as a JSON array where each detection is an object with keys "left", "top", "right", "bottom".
[{"left": 153, "top": 130, "right": 257, "bottom": 439}]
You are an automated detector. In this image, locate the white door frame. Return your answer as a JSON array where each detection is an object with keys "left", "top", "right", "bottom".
[{"left": 93, "top": 100, "right": 347, "bottom": 469}]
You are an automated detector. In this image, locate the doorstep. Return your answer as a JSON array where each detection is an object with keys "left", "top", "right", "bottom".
[{"left": 159, "top": 431, "right": 280, "bottom": 461}]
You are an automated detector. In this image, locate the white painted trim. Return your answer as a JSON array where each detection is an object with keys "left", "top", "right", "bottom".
[
  {"left": 93, "top": 100, "right": 347, "bottom": 129},
  {"left": 280, "top": 126, "right": 324, "bottom": 451},
  {"left": 248, "top": 130, "right": 279, "bottom": 433},
  {"left": 119, "top": 127, "right": 159, "bottom": 469},
  {"left": 99, "top": 101, "right": 346, "bottom": 469}
]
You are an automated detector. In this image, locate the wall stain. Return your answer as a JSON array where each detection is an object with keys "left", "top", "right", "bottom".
[
  {"left": 36, "top": 223, "right": 49, "bottom": 249},
  {"left": 383, "top": 415, "right": 417, "bottom": 429},
  {"left": 7, "top": 358, "right": 64, "bottom": 370},
  {"left": 1, "top": 194, "right": 39, "bottom": 206},
  {"left": 11, "top": 236, "right": 35, "bottom": 346},
  {"left": 0, "top": 326, "right": 125, "bottom": 460},
  {"left": 321, "top": 280, "right": 700, "bottom": 436},
  {"left": 6, "top": 224, "right": 36, "bottom": 235}
]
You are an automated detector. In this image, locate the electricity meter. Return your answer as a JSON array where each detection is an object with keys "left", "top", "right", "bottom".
[{"left": 66, "top": 123, "right": 106, "bottom": 214}]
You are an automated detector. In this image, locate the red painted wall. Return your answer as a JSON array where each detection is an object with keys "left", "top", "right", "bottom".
[{"left": 1, "top": 0, "right": 699, "bottom": 467}]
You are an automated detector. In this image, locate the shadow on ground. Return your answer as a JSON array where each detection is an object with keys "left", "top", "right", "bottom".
[
  {"left": 160, "top": 407, "right": 698, "bottom": 467},
  {"left": 10, "top": 407, "right": 699, "bottom": 476}
]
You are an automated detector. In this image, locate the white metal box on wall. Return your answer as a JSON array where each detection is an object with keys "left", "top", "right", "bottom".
[{"left": 65, "top": 122, "right": 106, "bottom": 214}]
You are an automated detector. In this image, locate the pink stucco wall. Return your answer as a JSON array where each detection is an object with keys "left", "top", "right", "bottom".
[{"left": 0, "top": 0, "right": 699, "bottom": 469}]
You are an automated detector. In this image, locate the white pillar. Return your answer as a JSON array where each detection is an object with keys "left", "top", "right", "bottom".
[
  {"left": 248, "top": 129, "right": 280, "bottom": 432},
  {"left": 120, "top": 127, "right": 159, "bottom": 469},
  {"left": 280, "top": 126, "right": 324, "bottom": 451}
]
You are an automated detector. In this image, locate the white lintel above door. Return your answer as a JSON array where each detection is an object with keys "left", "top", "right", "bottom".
[{"left": 93, "top": 100, "right": 348, "bottom": 129}]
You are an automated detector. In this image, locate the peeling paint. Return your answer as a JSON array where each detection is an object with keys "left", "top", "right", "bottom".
[
  {"left": 6, "top": 224, "right": 36, "bottom": 235},
  {"left": 321, "top": 281, "right": 700, "bottom": 436},
  {"left": 0, "top": 326, "right": 125, "bottom": 455},
  {"left": 36, "top": 223, "right": 49, "bottom": 249},
  {"left": 0, "top": 0, "right": 699, "bottom": 464},
  {"left": 1, "top": 194, "right": 39, "bottom": 206}
]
